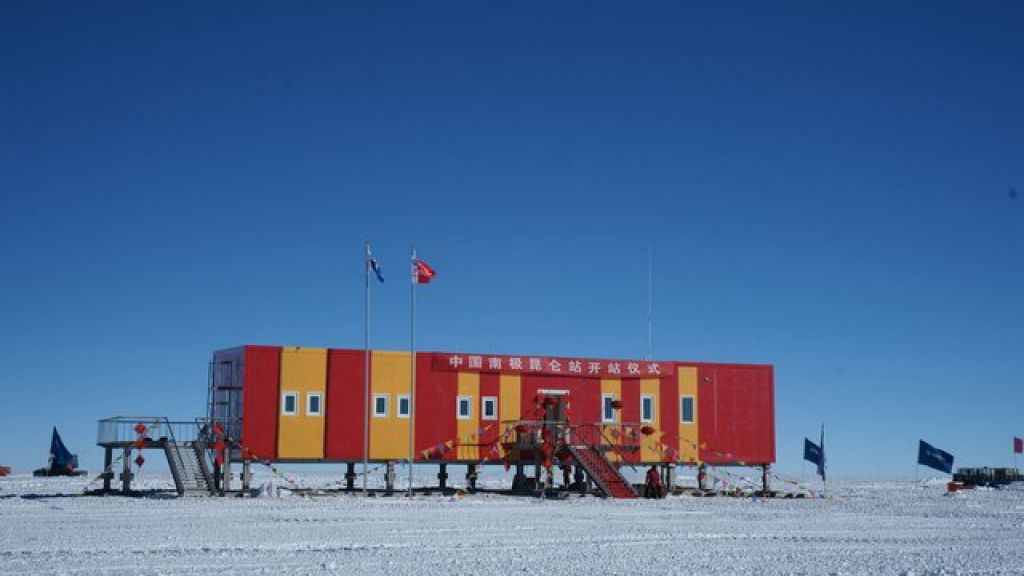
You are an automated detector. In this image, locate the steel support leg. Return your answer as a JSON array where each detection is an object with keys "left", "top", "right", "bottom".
[
  {"left": 121, "top": 448, "right": 132, "bottom": 493},
  {"left": 102, "top": 447, "right": 113, "bottom": 492},
  {"left": 345, "top": 462, "right": 356, "bottom": 491},
  {"left": 385, "top": 461, "right": 395, "bottom": 495}
]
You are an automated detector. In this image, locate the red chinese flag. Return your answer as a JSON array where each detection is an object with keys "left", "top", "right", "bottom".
[
  {"left": 413, "top": 259, "right": 436, "bottom": 284},
  {"left": 1015, "top": 437, "right": 1023, "bottom": 454}
]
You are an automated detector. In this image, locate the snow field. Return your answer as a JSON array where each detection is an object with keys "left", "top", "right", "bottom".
[{"left": 2, "top": 473, "right": 1023, "bottom": 575}]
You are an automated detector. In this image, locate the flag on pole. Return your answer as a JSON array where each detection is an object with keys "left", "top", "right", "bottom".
[
  {"left": 413, "top": 258, "right": 436, "bottom": 284},
  {"left": 917, "top": 440, "right": 954, "bottom": 474},
  {"left": 818, "top": 424, "right": 826, "bottom": 482},
  {"left": 803, "top": 438, "right": 824, "bottom": 481},
  {"left": 368, "top": 249, "right": 384, "bottom": 283},
  {"left": 1014, "top": 437, "right": 1023, "bottom": 454}
]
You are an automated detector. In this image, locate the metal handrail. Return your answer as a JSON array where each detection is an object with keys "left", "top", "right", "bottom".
[
  {"left": 96, "top": 416, "right": 204, "bottom": 446},
  {"left": 499, "top": 419, "right": 643, "bottom": 472}
]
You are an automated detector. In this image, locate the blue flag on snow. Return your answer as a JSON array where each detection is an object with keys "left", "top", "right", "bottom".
[
  {"left": 803, "top": 424, "right": 826, "bottom": 481},
  {"left": 917, "top": 440, "right": 954, "bottom": 474}
]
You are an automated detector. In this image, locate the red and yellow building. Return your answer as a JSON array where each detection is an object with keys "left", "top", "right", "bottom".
[{"left": 210, "top": 345, "right": 775, "bottom": 467}]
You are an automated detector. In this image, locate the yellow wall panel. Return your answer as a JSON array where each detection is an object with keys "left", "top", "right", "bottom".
[
  {"left": 456, "top": 372, "right": 480, "bottom": 461},
  {"left": 640, "top": 378, "right": 660, "bottom": 462},
  {"left": 677, "top": 366, "right": 699, "bottom": 464},
  {"left": 369, "top": 351, "right": 411, "bottom": 460},
  {"left": 277, "top": 347, "right": 326, "bottom": 459},
  {"left": 498, "top": 374, "right": 521, "bottom": 441},
  {"left": 600, "top": 379, "right": 621, "bottom": 461}
]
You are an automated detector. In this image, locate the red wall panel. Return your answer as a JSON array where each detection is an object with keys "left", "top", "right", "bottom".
[
  {"left": 325, "top": 349, "right": 367, "bottom": 460},
  {"left": 698, "top": 364, "right": 774, "bottom": 465},
  {"left": 416, "top": 354, "right": 458, "bottom": 460},
  {"left": 659, "top": 371, "right": 680, "bottom": 461},
  {"left": 242, "top": 346, "right": 281, "bottom": 461}
]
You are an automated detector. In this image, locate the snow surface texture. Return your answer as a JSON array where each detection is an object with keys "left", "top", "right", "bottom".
[{"left": 2, "top": 470, "right": 1023, "bottom": 575}]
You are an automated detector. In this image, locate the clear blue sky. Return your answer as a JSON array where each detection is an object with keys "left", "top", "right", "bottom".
[{"left": 2, "top": 2, "right": 1021, "bottom": 476}]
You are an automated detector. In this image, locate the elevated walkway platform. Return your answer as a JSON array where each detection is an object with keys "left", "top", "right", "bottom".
[{"left": 96, "top": 416, "right": 215, "bottom": 496}]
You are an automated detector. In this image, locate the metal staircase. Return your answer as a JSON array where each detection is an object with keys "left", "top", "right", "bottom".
[
  {"left": 164, "top": 440, "right": 215, "bottom": 495},
  {"left": 563, "top": 444, "right": 638, "bottom": 499}
]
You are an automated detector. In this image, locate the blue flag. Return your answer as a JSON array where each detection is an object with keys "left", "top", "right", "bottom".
[
  {"left": 370, "top": 257, "right": 384, "bottom": 283},
  {"left": 803, "top": 438, "right": 822, "bottom": 466},
  {"left": 366, "top": 245, "right": 384, "bottom": 283},
  {"left": 803, "top": 424, "right": 826, "bottom": 481},
  {"left": 917, "top": 440, "right": 954, "bottom": 474}
]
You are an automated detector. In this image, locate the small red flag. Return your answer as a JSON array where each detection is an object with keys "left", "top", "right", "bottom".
[
  {"left": 134, "top": 455, "right": 145, "bottom": 467},
  {"left": 1015, "top": 437, "right": 1023, "bottom": 454},
  {"left": 413, "top": 258, "right": 436, "bottom": 284},
  {"left": 134, "top": 423, "right": 147, "bottom": 435}
]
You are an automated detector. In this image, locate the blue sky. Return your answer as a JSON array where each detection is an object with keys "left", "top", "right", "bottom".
[{"left": 1, "top": 2, "right": 1021, "bottom": 476}]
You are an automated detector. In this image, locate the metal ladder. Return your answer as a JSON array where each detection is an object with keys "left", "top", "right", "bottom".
[
  {"left": 163, "top": 437, "right": 215, "bottom": 495},
  {"left": 563, "top": 444, "right": 638, "bottom": 499}
]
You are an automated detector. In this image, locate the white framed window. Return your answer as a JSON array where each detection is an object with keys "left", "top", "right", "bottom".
[
  {"left": 641, "top": 394, "right": 655, "bottom": 423},
  {"left": 306, "top": 392, "right": 322, "bottom": 416},
  {"left": 282, "top": 392, "right": 298, "bottom": 416},
  {"left": 602, "top": 393, "right": 616, "bottom": 423},
  {"left": 482, "top": 397, "right": 497, "bottom": 420},
  {"left": 397, "top": 394, "right": 410, "bottom": 418},
  {"left": 457, "top": 395, "right": 472, "bottom": 419},
  {"left": 373, "top": 393, "right": 389, "bottom": 417},
  {"left": 681, "top": 396, "right": 694, "bottom": 424}
]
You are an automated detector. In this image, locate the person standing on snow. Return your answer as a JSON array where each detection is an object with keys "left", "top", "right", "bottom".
[{"left": 644, "top": 465, "right": 662, "bottom": 498}]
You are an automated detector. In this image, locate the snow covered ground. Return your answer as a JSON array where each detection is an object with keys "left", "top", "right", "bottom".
[{"left": 2, "top": 469, "right": 1023, "bottom": 575}]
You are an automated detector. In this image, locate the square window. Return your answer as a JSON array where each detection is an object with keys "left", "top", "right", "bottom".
[
  {"left": 397, "top": 394, "right": 410, "bottom": 418},
  {"left": 307, "top": 393, "right": 322, "bottom": 416},
  {"left": 482, "top": 397, "right": 497, "bottom": 420},
  {"left": 681, "top": 396, "right": 694, "bottom": 424},
  {"left": 373, "top": 394, "right": 389, "bottom": 417},
  {"left": 457, "top": 396, "right": 471, "bottom": 419},
  {"left": 282, "top": 392, "right": 298, "bottom": 416},
  {"left": 641, "top": 395, "right": 655, "bottom": 423},
  {"left": 602, "top": 394, "right": 616, "bottom": 423}
]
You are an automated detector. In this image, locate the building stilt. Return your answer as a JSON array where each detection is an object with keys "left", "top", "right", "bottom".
[
  {"left": 465, "top": 464, "right": 477, "bottom": 491},
  {"left": 102, "top": 447, "right": 113, "bottom": 492},
  {"left": 242, "top": 459, "right": 252, "bottom": 492},
  {"left": 345, "top": 462, "right": 356, "bottom": 491},
  {"left": 512, "top": 463, "right": 528, "bottom": 491},
  {"left": 384, "top": 461, "right": 395, "bottom": 495},
  {"left": 120, "top": 447, "right": 132, "bottom": 493},
  {"left": 438, "top": 463, "right": 448, "bottom": 490},
  {"left": 223, "top": 454, "right": 232, "bottom": 493}
]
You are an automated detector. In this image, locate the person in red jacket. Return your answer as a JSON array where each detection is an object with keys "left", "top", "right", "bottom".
[{"left": 644, "top": 466, "right": 662, "bottom": 498}]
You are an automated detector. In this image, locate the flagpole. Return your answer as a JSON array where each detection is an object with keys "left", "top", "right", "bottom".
[
  {"left": 820, "top": 423, "right": 826, "bottom": 496},
  {"left": 363, "top": 241, "right": 371, "bottom": 495},
  {"left": 646, "top": 241, "right": 653, "bottom": 361},
  {"left": 408, "top": 245, "right": 417, "bottom": 497}
]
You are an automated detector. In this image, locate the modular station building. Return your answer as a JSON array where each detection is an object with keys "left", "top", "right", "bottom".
[{"left": 98, "top": 345, "right": 775, "bottom": 499}]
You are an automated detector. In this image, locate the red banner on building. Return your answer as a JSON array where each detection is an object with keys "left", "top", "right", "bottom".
[{"left": 431, "top": 352, "right": 671, "bottom": 379}]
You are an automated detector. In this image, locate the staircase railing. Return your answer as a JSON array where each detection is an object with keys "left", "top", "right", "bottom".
[
  {"left": 501, "top": 420, "right": 642, "bottom": 472},
  {"left": 97, "top": 416, "right": 203, "bottom": 446}
]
